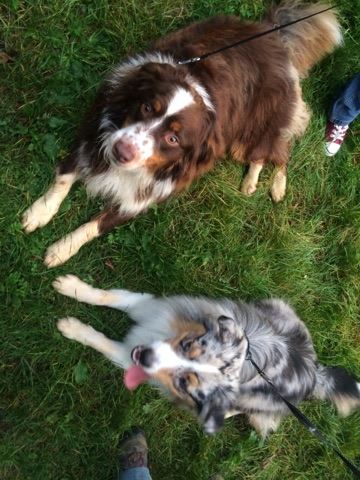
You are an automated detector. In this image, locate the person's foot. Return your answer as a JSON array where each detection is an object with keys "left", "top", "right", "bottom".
[
  {"left": 119, "top": 427, "right": 148, "bottom": 470},
  {"left": 324, "top": 121, "right": 349, "bottom": 156}
]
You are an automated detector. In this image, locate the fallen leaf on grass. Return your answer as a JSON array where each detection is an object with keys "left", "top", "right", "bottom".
[
  {"left": 0, "top": 51, "right": 13, "bottom": 64},
  {"left": 105, "top": 259, "right": 115, "bottom": 271}
]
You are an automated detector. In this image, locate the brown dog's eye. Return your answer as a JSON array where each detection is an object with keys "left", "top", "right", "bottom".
[
  {"left": 164, "top": 133, "right": 179, "bottom": 146},
  {"left": 141, "top": 103, "right": 153, "bottom": 115}
]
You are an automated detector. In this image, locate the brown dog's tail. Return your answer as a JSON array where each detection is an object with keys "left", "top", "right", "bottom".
[
  {"left": 266, "top": 1, "right": 342, "bottom": 77},
  {"left": 314, "top": 364, "right": 360, "bottom": 417}
]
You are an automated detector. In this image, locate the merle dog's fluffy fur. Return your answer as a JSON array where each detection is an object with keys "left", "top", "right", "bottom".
[{"left": 54, "top": 275, "right": 360, "bottom": 436}]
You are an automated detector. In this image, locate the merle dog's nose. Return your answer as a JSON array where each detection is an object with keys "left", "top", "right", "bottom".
[
  {"left": 139, "top": 348, "right": 154, "bottom": 368},
  {"left": 113, "top": 139, "right": 136, "bottom": 163}
]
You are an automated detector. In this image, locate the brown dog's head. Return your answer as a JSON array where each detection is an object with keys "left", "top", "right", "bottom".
[{"left": 98, "top": 58, "right": 216, "bottom": 185}]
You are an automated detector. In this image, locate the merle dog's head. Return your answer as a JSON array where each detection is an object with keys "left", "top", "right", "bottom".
[
  {"left": 131, "top": 315, "right": 248, "bottom": 434},
  {"left": 96, "top": 55, "right": 216, "bottom": 182}
]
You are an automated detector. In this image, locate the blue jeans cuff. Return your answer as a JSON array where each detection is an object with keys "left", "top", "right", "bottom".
[
  {"left": 118, "top": 466, "right": 152, "bottom": 480},
  {"left": 329, "top": 117, "right": 350, "bottom": 127}
]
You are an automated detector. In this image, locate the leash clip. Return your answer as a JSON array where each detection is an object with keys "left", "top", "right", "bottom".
[{"left": 177, "top": 56, "right": 201, "bottom": 65}]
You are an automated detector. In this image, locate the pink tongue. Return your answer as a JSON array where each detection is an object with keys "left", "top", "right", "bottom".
[{"left": 124, "top": 364, "right": 150, "bottom": 390}]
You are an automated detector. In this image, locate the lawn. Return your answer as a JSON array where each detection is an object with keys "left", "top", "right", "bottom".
[{"left": 1, "top": 0, "right": 359, "bottom": 479}]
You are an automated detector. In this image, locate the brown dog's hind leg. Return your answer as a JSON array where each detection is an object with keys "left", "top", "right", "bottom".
[
  {"left": 241, "top": 161, "right": 264, "bottom": 196},
  {"left": 270, "top": 165, "right": 287, "bottom": 203}
]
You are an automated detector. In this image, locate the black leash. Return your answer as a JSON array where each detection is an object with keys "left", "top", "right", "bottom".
[
  {"left": 245, "top": 344, "right": 360, "bottom": 478},
  {"left": 177, "top": 5, "right": 337, "bottom": 65}
]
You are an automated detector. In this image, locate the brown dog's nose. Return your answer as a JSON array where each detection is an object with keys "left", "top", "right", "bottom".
[{"left": 112, "top": 139, "right": 136, "bottom": 163}]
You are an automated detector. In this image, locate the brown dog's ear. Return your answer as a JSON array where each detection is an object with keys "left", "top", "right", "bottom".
[{"left": 217, "top": 315, "right": 236, "bottom": 344}]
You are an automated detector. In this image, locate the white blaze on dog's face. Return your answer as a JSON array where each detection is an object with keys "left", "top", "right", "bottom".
[
  {"left": 131, "top": 316, "right": 248, "bottom": 434},
  {"left": 105, "top": 88, "right": 195, "bottom": 170},
  {"left": 98, "top": 61, "right": 215, "bottom": 176}
]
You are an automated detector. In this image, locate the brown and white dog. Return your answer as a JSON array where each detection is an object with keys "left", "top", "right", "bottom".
[
  {"left": 22, "top": 2, "right": 341, "bottom": 267},
  {"left": 54, "top": 274, "right": 360, "bottom": 436}
]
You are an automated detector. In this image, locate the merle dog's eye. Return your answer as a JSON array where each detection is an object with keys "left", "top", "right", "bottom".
[
  {"left": 141, "top": 103, "right": 153, "bottom": 115},
  {"left": 179, "top": 376, "right": 187, "bottom": 391},
  {"left": 180, "top": 338, "right": 192, "bottom": 352}
]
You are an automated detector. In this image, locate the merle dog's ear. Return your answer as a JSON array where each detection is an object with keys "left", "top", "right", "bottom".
[
  {"left": 217, "top": 315, "right": 236, "bottom": 344},
  {"left": 198, "top": 400, "right": 225, "bottom": 435}
]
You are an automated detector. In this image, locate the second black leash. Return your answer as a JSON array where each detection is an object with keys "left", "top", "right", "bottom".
[{"left": 245, "top": 342, "right": 360, "bottom": 478}]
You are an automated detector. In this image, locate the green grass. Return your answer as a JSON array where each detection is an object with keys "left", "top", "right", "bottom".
[{"left": 1, "top": 1, "right": 360, "bottom": 478}]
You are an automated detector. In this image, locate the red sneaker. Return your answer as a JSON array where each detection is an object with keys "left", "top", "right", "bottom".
[{"left": 324, "top": 121, "right": 349, "bottom": 156}]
